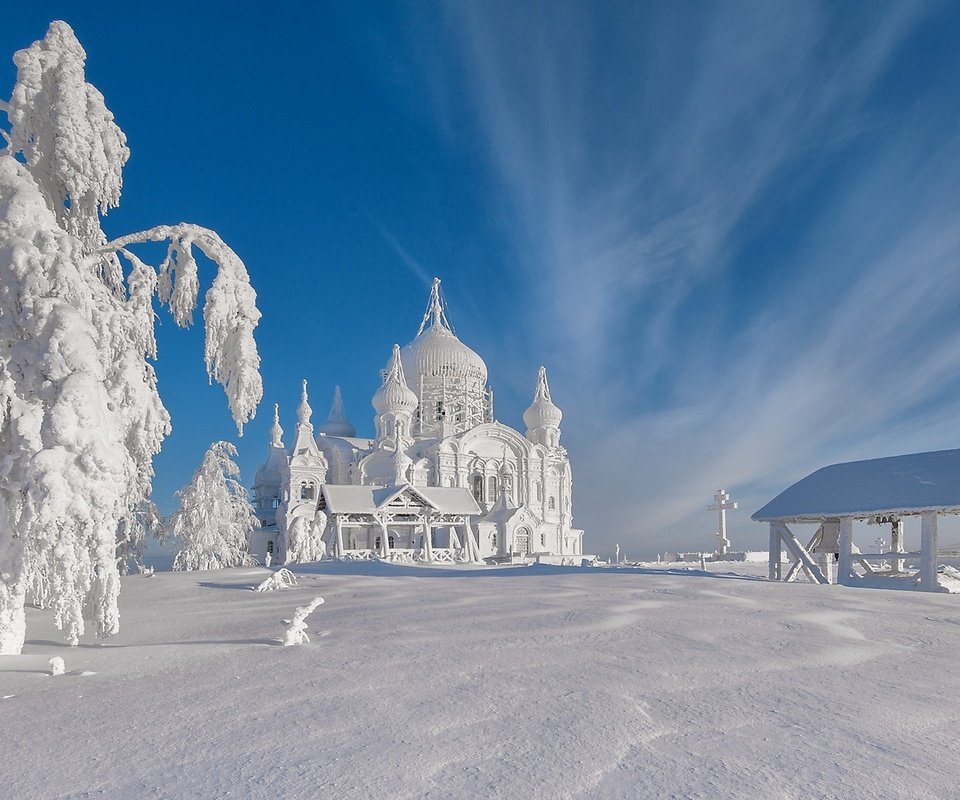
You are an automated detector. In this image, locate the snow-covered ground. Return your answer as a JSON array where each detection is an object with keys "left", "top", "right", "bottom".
[{"left": 3, "top": 561, "right": 960, "bottom": 799}]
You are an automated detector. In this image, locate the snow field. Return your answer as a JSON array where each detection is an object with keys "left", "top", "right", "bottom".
[{"left": 3, "top": 562, "right": 960, "bottom": 799}]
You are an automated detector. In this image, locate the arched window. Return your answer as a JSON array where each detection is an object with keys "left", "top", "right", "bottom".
[
  {"left": 535, "top": 481, "right": 542, "bottom": 501},
  {"left": 388, "top": 535, "right": 396, "bottom": 549},
  {"left": 541, "top": 532, "right": 546, "bottom": 547},
  {"left": 472, "top": 474, "right": 484, "bottom": 502},
  {"left": 300, "top": 481, "right": 315, "bottom": 500},
  {"left": 548, "top": 496, "right": 556, "bottom": 511},
  {"left": 488, "top": 476, "right": 498, "bottom": 500}
]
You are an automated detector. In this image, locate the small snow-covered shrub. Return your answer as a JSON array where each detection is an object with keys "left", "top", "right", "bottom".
[
  {"left": 254, "top": 568, "right": 298, "bottom": 592},
  {"left": 283, "top": 597, "right": 324, "bottom": 646},
  {"left": 48, "top": 657, "right": 65, "bottom": 676}
]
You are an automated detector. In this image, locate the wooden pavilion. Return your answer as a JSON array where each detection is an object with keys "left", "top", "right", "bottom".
[{"left": 753, "top": 449, "right": 960, "bottom": 592}]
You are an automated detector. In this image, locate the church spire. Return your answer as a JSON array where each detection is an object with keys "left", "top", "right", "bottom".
[
  {"left": 270, "top": 403, "right": 284, "bottom": 447},
  {"left": 297, "top": 379, "right": 313, "bottom": 428},
  {"left": 318, "top": 385, "right": 357, "bottom": 438},
  {"left": 534, "top": 365, "right": 553, "bottom": 403},
  {"left": 416, "top": 277, "right": 454, "bottom": 336}
]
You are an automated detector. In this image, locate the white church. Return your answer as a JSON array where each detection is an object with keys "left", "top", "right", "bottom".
[{"left": 250, "top": 278, "right": 584, "bottom": 564}]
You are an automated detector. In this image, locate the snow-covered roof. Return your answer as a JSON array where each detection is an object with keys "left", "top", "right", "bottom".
[
  {"left": 752, "top": 449, "right": 960, "bottom": 522},
  {"left": 322, "top": 484, "right": 480, "bottom": 515}
]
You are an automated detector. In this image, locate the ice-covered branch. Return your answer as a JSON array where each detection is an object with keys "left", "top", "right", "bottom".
[{"left": 95, "top": 225, "right": 263, "bottom": 431}]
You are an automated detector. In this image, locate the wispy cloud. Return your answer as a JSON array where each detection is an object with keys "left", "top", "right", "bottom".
[{"left": 424, "top": 1, "right": 960, "bottom": 555}]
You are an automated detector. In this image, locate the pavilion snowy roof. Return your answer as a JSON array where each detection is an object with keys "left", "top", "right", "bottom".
[
  {"left": 752, "top": 449, "right": 960, "bottom": 522},
  {"left": 322, "top": 484, "right": 480, "bottom": 515}
]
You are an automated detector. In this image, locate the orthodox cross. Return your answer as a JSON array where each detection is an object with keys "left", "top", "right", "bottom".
[{"left": 708, "top": 489, "right": 737, "bottom": 557}]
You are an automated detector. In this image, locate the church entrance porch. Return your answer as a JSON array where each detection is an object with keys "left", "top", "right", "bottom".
[{"left": 322, "top": 483, "right": 483, "bottom": 564}]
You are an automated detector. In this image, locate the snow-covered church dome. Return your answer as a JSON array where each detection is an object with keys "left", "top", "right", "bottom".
[{"left": 400, "top": 278, "right": 487, "bottom": 388}]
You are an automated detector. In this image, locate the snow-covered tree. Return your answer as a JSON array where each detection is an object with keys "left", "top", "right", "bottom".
[
  {"left": 283, "top": 510, "right": 328, "bottom": 564},
  {"left": 0, "top": 22, "right": 262, "bottom": 654},
  {"left": 171, "top": 442, "right": 258, "bottom": 571},
  {"left": 115, "top": 501, "right": 164, "bottom": 576}
]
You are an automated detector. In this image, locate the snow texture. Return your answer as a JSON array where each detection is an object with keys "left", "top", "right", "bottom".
[
  {"left": 171, "top": 442, "right": 258, "bottom": 571},
  {"left": 4, "top": 561, "right": 960, "bottom": 799},
  {"left": 0, "top": 22, "right": 262, "bottom": 653},
  {"left": 754, "top": 448, "right": 960, "bottom": 521}
]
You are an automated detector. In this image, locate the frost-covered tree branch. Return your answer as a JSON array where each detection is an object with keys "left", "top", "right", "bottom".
[{"left": 93, "top": 224, "right": 263, "bottom": 431}]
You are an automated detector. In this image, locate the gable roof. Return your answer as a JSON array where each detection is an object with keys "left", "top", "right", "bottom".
[
  {"left": 322, "top": 483, "right": 480, "bottom": 515},
  {"left": 752, "top": 448, "right": 960, "bottom": 522}
]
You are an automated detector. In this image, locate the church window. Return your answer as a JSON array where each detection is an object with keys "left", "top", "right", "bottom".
[
  {"left": 266, "top": 540, "right": 274, "bottom": 554},
  {"left": 472, "top": 474, "right": 484, "bottom": 502},
  {"left": 488, "top": 476, "right": 498, "bottom": 500},
  {"left": 300, "top": 481, "right": 316, "bottom": 500},
  {"left": 541, "top": 532, "right": 546, "bottom": 547},
  {"left": 375, "top": 536, "right": 381, "bottom": 549},
  {"left": 535, "top": 481, "right": 542, "bottom": 501},
  {"left": 388, "top": 535, "right": 396, "bottom": 549},
  {"left": 548, "top": 496, "right": 556, "bottom": 510}
]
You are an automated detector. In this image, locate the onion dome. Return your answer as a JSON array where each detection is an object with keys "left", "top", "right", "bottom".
[
  {"left": 523, "top": 366, "right": 563, "bottom": 431},
  {"left": 400, "top": 278, "right": 487, "bottom": 386},
  {"left": 317, "top": 385, "right": 357, "bottom": 438},
  {"left": 270, "top": 403, "right": 284, "bottom": 447},
  {"left": 297, "top": 379, "right": 313, "bottom": 427},
  {"left": 373, "top": 344, "right": 418, "bottom": 416}
]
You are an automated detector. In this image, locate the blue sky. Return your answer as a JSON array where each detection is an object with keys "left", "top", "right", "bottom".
[{"left": 4, "top": 2, "right": 960, "bottom": 558}]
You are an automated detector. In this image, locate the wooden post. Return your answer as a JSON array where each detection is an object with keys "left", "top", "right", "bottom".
[
  {"left": 920, "top": 511, "right": 939, "bottom": 592},
  {"left": 334, "top": 516, "right": 344, "bottom": 559},
  {"left": 837, "top": 517, "right": 853, "bottom": 586},
  {"left": 423, "top": 513, "right": 434, "bottom": 562},
  {"left": 768, "top": 523, "right": 781, "bottom": 581},
  {"left": 891, "top": 519, "right": 904, "bottom": 573},
  {"left": 379, "top": 515, "right": 390, "bottom": 559}
]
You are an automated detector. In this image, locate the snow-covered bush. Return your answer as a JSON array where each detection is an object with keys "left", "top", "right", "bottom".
[
  {"left": 282, "top": 597, "right": 324, "bottom": 646},
  {"left": 283, "top": 511, "right": 327, "bottom": 565},
  {"left": 171, "top": 442, "right": 259, "bottom": 571},
  {"left": 254, "top": 568, "right": 298, "bottom": 592},
  {"left": 0, "top": 22, "right": 262, "bottom": 654}
]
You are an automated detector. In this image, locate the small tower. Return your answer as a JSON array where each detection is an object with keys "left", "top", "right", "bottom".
[
  {"left": 373, "top": 344, "right": 418, "bottom": 448},
  {"left": 523, "top": 366, "right": 563, "bottom": 449},
  {"left": 281, "top": 380, "right": 329, "bottom": 559},
  {"left": 317, "top": 385, "right": 356, "bottom": 438},
  {"left": 252, "top": 403, "right": 287, "bottom": 527}
]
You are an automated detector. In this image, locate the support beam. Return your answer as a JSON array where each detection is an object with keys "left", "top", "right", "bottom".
[
  {"left": 837, "top": 518, "right": 854, "bottom": 586},
  {"left": 891, "top": 519, "right": 904, "bottom": 573},
  {"left": 776, "top": 522, "right": 829, "bottom": 585},
  {"left": 769, "top": 523, "right": 781, "bottom": 581},
  {"left": 334, "top": 516, "right": 344, "bottom": 559},
  {"left": 920, "top": 512, "right": 939, "bottom": 592}
]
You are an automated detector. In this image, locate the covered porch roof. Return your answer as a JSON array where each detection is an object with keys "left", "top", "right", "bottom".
[
  {"left": 752, "top": 449, "right": 960, "bottom": 523},
  {"left": 322, "top": 483, "right": 481, "bottom": 516}
]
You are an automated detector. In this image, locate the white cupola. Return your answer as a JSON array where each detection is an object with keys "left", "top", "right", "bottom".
[
  {"left": 523, "top": 366, "right": 563, "bottom": 448},
  {"left": 317, "top": 385, "right": 356, "bottom": 438},
  {"left": 373, "top": 344, "right": 418, "bottom": 444},
  {"left": 400, "top": 278, "right": 491, "bottom": 437}
]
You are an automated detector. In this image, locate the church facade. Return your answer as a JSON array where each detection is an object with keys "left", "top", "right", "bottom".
[{"left": 250, "top": 279, "right": 584, "bottom": 564}]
